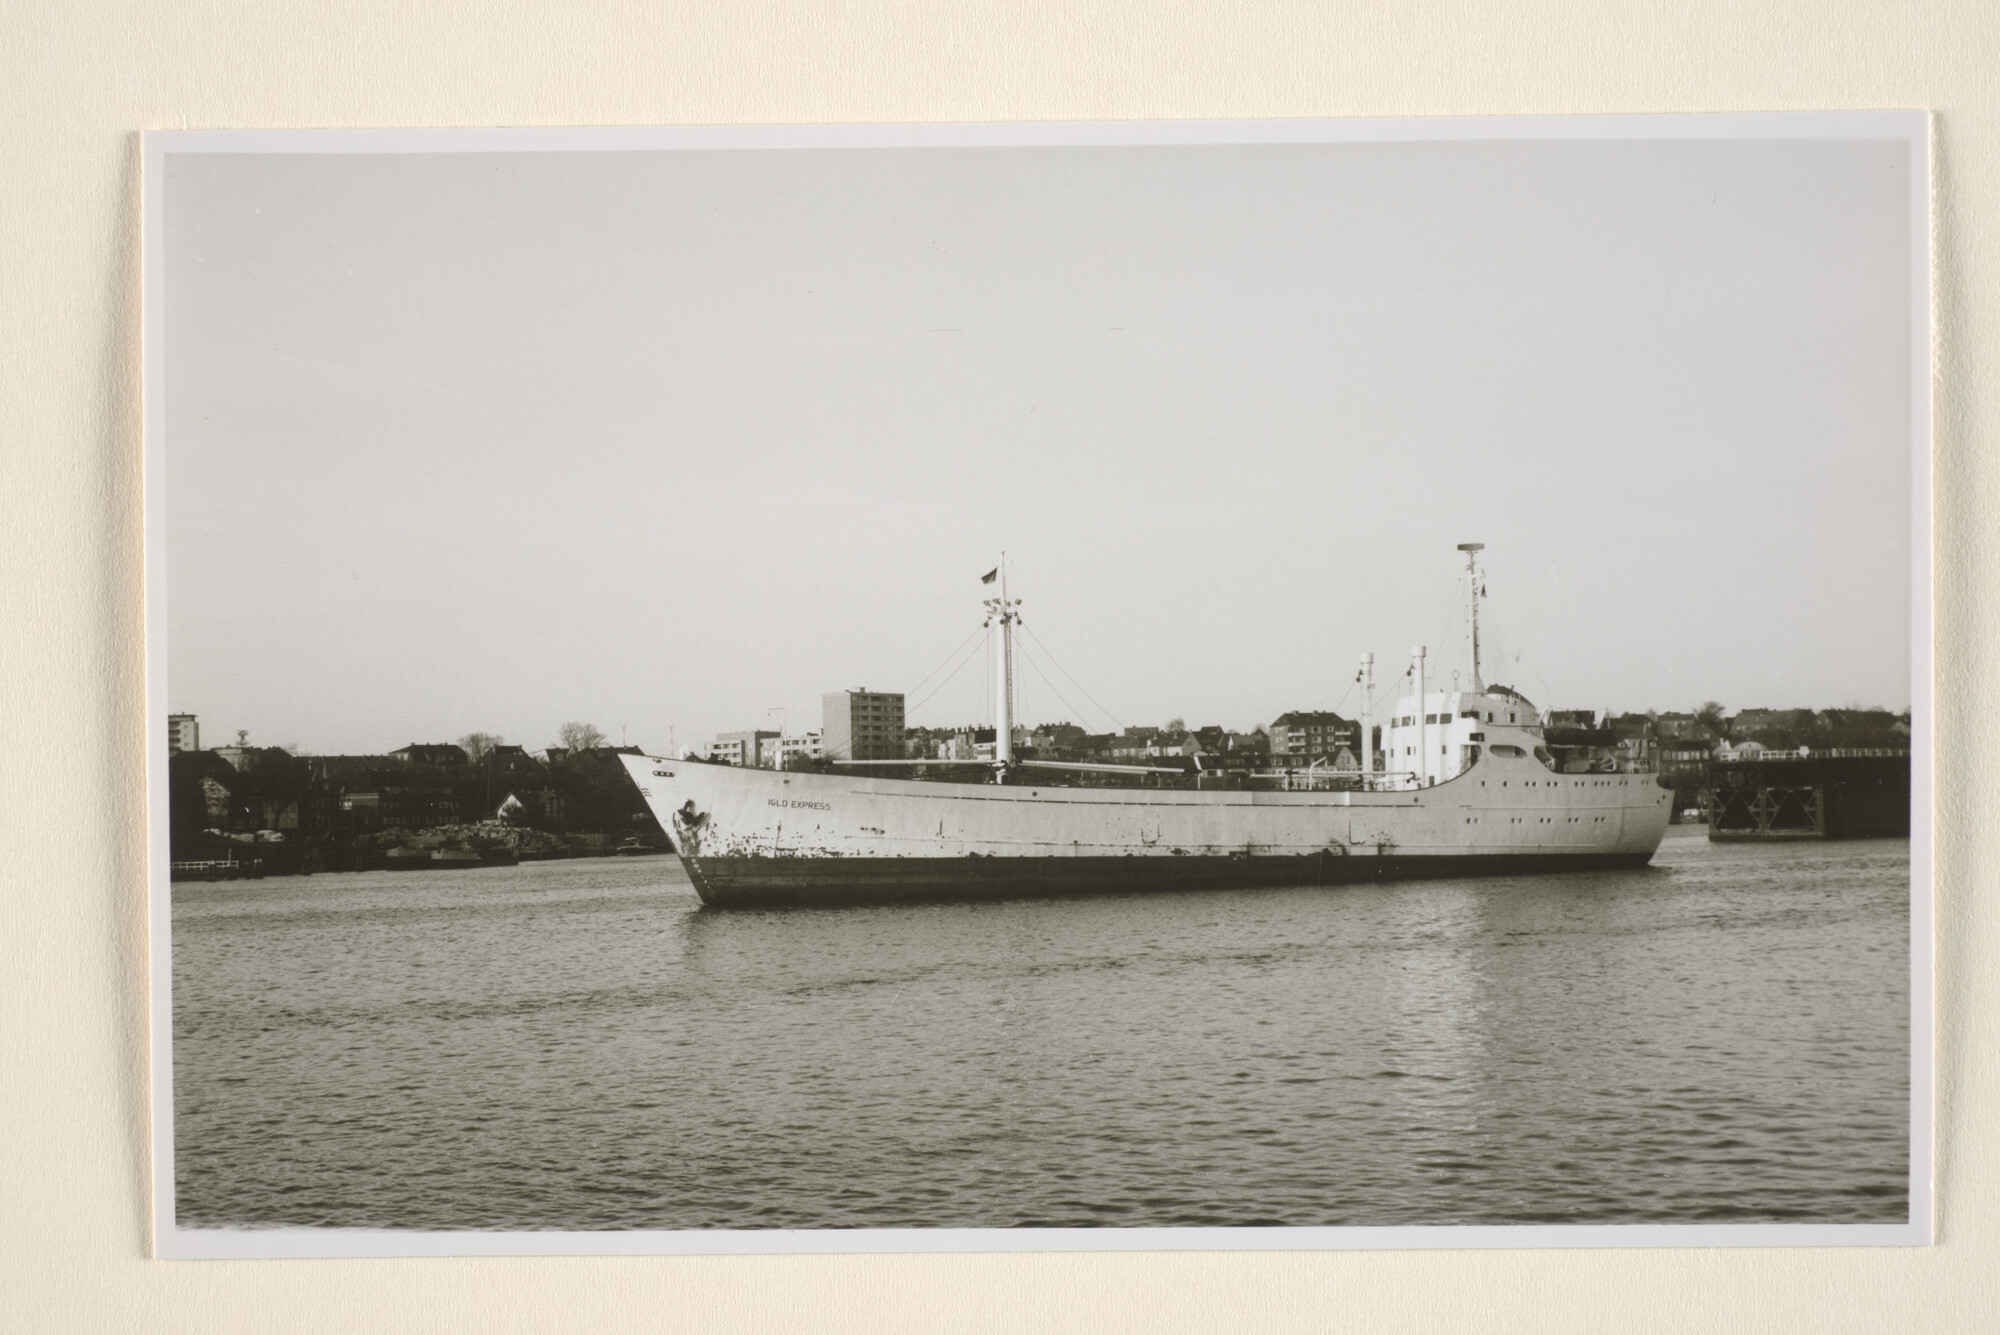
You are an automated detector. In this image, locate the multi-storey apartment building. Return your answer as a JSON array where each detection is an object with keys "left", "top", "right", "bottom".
[
  {"left": 707, "top": 730, "right": 779, "bottom": 767},
  {"left": 768, "top": 731, "right": 825, "bottom": 768},
  {"left": 822, "top": 689, "right": 906, "bottom": 761},
  {"left": 1266, "top": 711, "right": 1360, "bottom": 763}
]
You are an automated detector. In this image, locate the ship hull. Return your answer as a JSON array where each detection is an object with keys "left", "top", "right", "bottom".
[
  {"left": 620, "top": 753, "right": 1673, "bottom": 909},
  {"left": 679, "top": 850, "right": 1659, "bottom": 908}
]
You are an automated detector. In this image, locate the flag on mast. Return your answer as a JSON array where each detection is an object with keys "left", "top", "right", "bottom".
[{"left": 980, "top": 568, "right": 998, "bottom": 584}]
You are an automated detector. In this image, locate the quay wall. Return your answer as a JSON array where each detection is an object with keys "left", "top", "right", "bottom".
[{"left": 1707, "top": 752, "right": 1910, "bottom": 841}]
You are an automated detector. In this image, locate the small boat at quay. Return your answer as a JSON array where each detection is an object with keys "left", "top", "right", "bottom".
[{"left": 621, "top": 547, "right": 1672, "bottom": 908}]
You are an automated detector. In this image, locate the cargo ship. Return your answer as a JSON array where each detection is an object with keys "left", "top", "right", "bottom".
[{"left": 620, "top": 547, "right": 1672, "bottom": 908}]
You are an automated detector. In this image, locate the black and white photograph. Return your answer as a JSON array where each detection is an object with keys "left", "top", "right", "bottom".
[{"left": 144, "top": 115, "right": 1930, "bottom": 1255}]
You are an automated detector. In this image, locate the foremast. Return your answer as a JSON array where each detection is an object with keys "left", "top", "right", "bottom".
[
  {"left": 983, "top": 554, "right": 1020, "bottom": 772},
  {"left": 830, "top": 560, "right": 1175, "bottom": 782}
]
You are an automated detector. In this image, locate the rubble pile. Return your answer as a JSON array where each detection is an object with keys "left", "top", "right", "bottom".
[{"left": 364, "top": 821, "right": 567, "bottom": 858}]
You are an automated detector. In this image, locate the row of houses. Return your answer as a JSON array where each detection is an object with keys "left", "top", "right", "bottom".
[
  {"left": 690, "top": 693, "right": 1911, "bottom": 778},
  {"left": 1554, "top": 707, "right": 1910, "bottom": 761},
  {"left": 694, "top": 709, "right": 1367, "bottom": 772}
]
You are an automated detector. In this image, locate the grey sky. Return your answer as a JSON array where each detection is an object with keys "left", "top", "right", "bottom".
[{"left": 163, "top": 135, "right": 1915, "bottom": 755}]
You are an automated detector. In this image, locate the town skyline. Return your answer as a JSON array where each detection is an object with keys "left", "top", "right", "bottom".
[
  {"left": 171, "top": 664, "right": 1919, "bottom": 761},
  {"left": 170, "top": 689, "right": 1914, "bottom": 769}
]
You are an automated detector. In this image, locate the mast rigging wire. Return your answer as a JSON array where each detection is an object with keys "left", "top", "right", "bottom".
[
  {"left": 1020, "top": 623, "right": 1126, "bottom": 732},
  {"left": 1511, "top": 652, "right": 1560, "bottom": 708},
  {"left": 906, "top": 625, "right": 986, "bottom": 699},
  {"left": 1016, "top": 637, "right": 1115, "bottom": 735},
  {"left": 907, "top": 629, "right": 988, "bottom": 716}
]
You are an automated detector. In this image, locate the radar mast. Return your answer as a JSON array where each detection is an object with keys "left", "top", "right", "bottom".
[{"left": 1457, "top": 543, "right": 1486, "bottom": 693}]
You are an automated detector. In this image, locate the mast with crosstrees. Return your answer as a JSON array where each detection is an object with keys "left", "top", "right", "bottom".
[
  {"left": 826, "top": 559, "right": 1185, "bottom": 779},
  {"left": 977, "top": 558, "right": 1179, "bottom": 780},
  {"left": 984, "top": 554, "right": 1018, "bottom": 770}
]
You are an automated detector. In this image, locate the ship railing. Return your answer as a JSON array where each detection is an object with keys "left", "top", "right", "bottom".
[
  {"left": 1277, "top": 770, "right": 1358, "bottom": 791},
  {"left": 1259, "top": 769, "right": 1424, "bottom": 792},
  {"left": 1711, "top": 747, "right": 1909, "bottom": 764},
  {"left": 168, "top": 858, "right": 265, "bottom": 879}
]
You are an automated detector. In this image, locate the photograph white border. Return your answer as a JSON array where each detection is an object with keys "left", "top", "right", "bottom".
[{"left": 143, "top": 110, "right": 1933, "bottom": 1259}]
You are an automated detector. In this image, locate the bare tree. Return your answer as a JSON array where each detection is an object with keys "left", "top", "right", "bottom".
[
  {"left": 457, "top": 732, "right": 504, "bottom": 764},
  {"left": 558, "top": 721, "right": 607, "bottom": 751},
  {"left": 1694, "top": 702, "right": 1728, "bottom": 739}
]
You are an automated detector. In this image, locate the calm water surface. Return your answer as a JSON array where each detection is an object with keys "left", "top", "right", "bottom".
[{"left": 172, "top": 831, "right": 1910, "bottom": 1229}]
